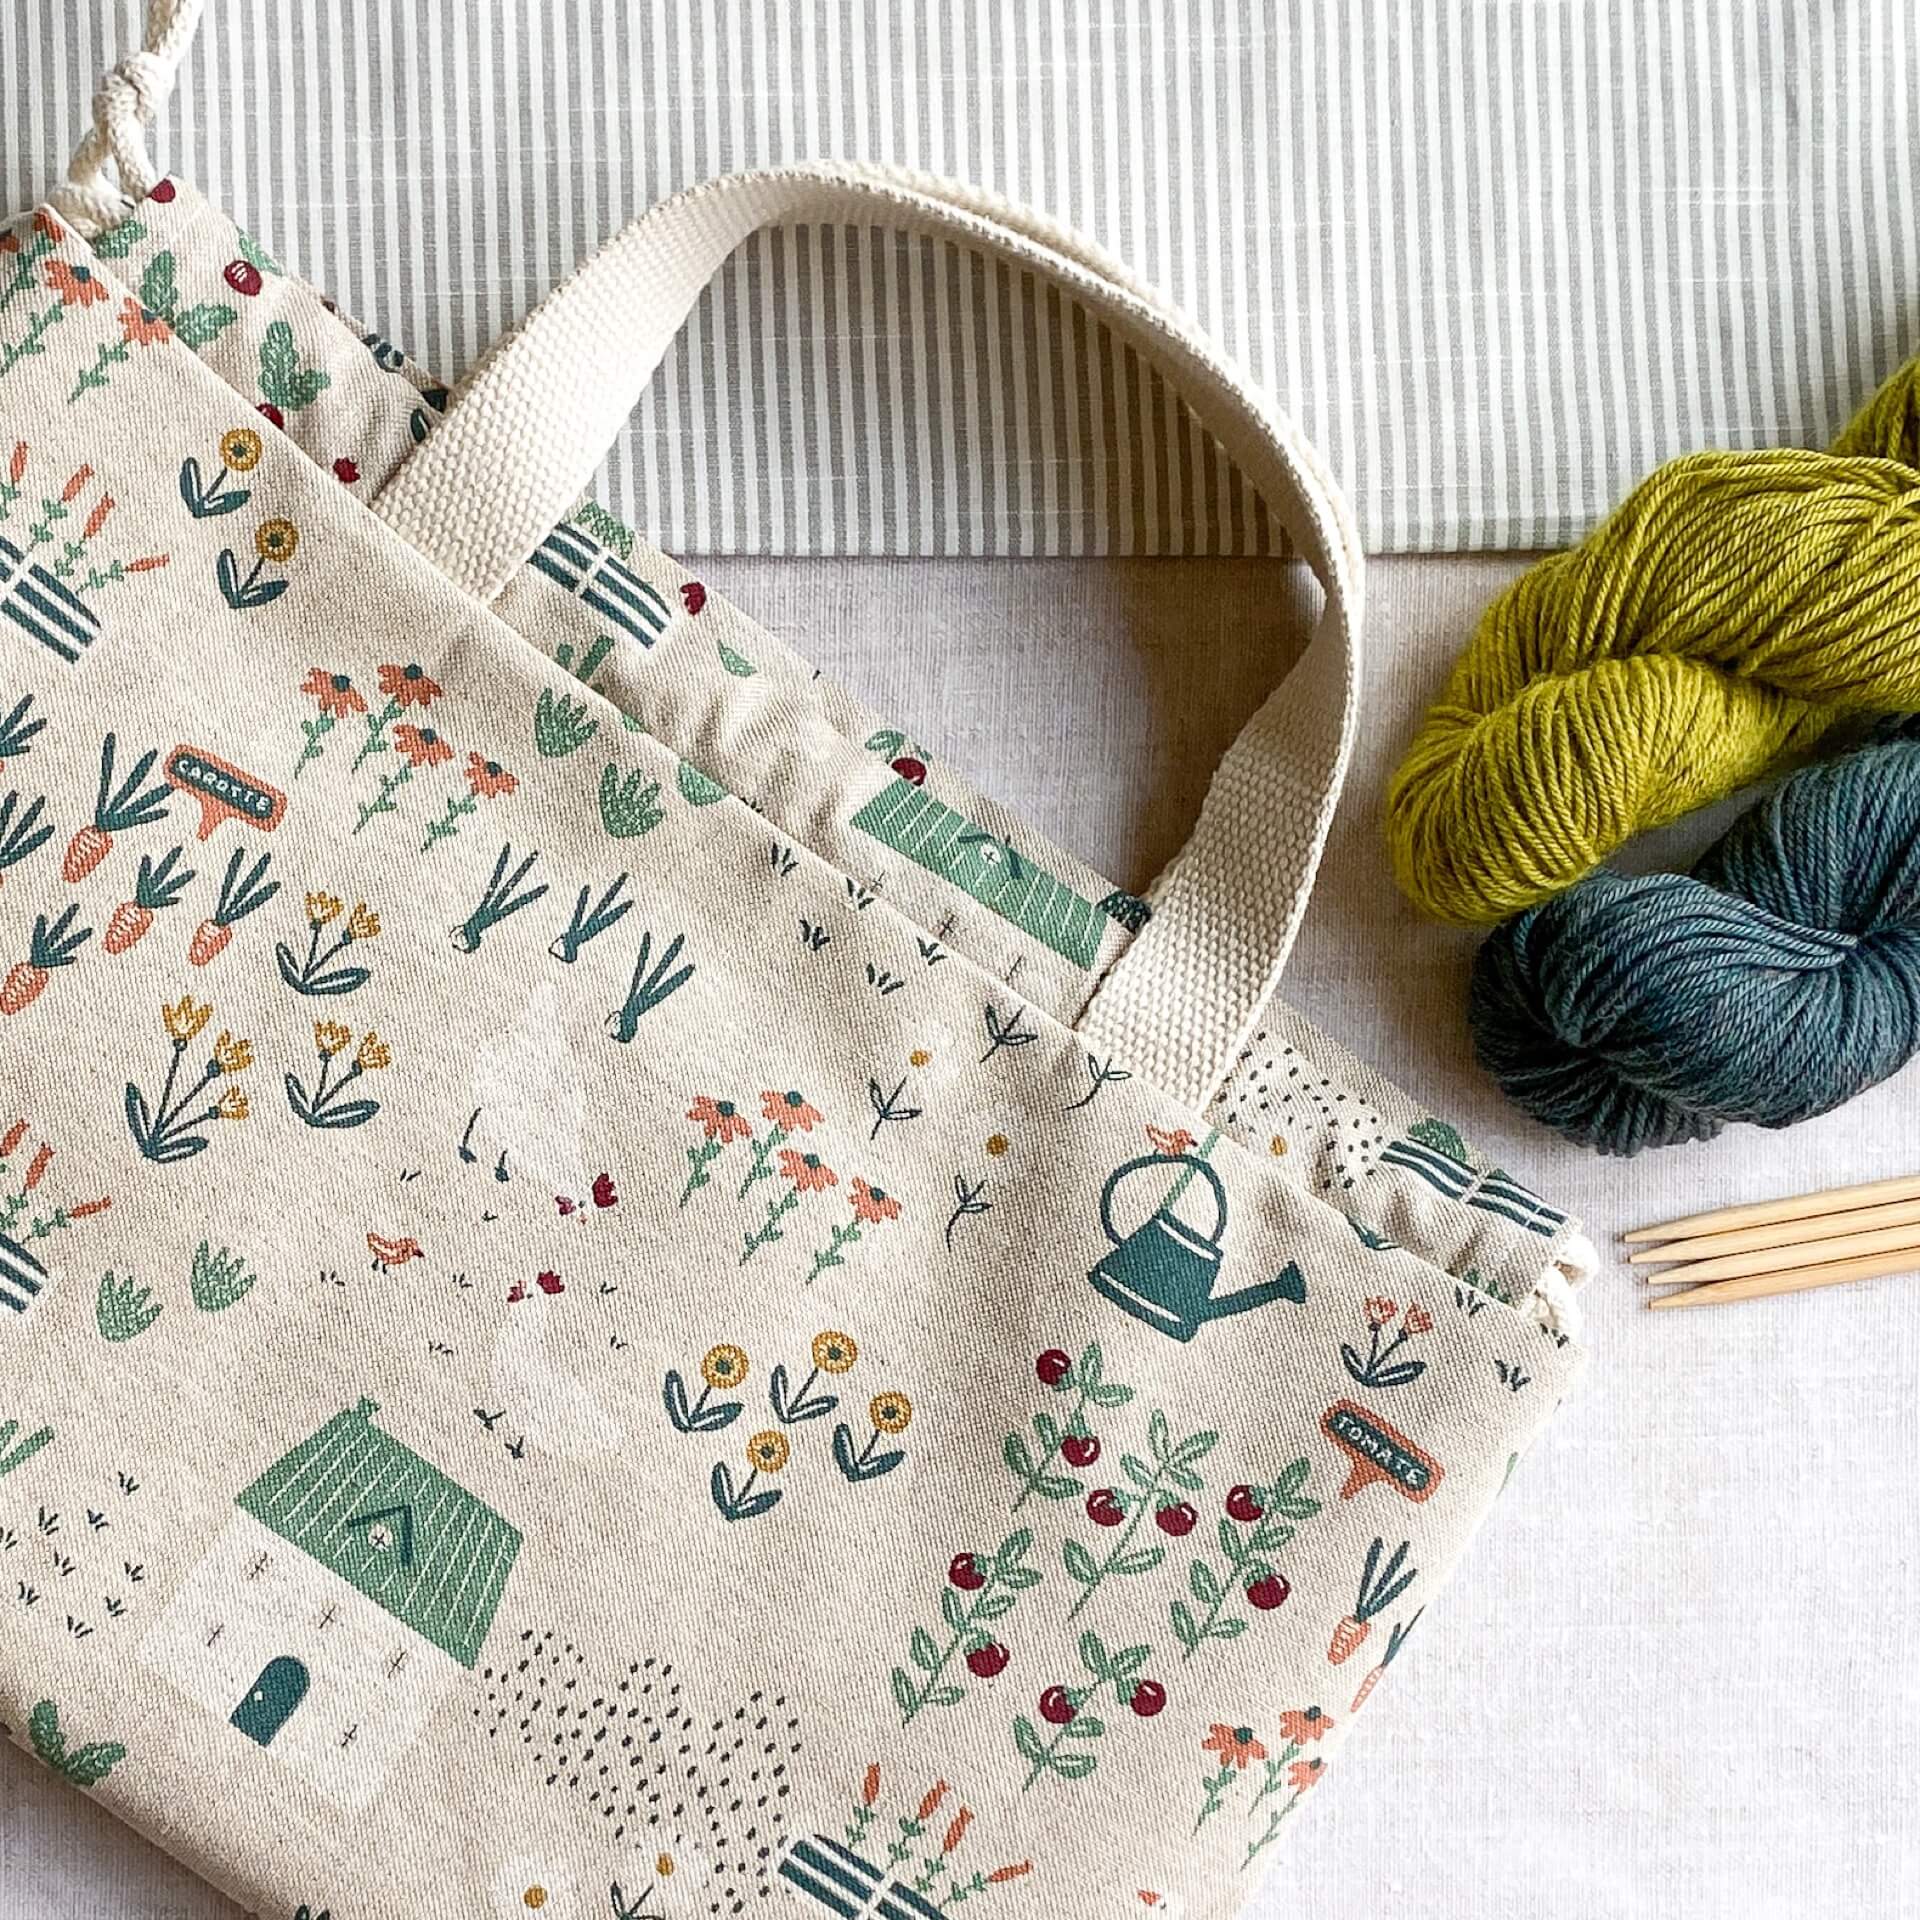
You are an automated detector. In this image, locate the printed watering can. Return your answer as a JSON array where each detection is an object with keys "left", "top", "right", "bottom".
[{"left": 1088, "top": 1154, "right": 1306, "bottom": 1342}]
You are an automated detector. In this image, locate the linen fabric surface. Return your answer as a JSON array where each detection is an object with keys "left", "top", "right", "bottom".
[
  {"left": 0, "top": 149, "right": 1584, "bottom": 1920},
  {"left": 7, "top": 0, "right": 1920, "bottom": 558}
]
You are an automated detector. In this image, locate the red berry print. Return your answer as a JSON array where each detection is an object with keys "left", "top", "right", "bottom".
[
  {"left": 332, "top": 456, "right": 360, "bottom": 484},
  {"left": 223, "top": 258, "right": 264, "bottom": 297},
  {"left": 1060, "top": 1433, "right": 1101, "bottom": 1468},
  {"left": 256, "top": 402, "right": 285, "bottom": 429},
  {"left": 1246, "top": 1573, "right": 1291, "bottom": 1611},
  {"left": 891, "top": 755, "right": 928, "bottom": 786},
  {"left": 1085, "top": 1489, "right": 1125, "bottom": 1528},
  {"left": 1035, "top": 1349, "right": 1072, "bottom": 1387},
  {"left": 1226, "top": 1484, "right": 1265, "bottom": 1523},
  {"left": 966, "top": 1641, "right": 1010, "bottom": 1679},
  {"left": 680, "top": 581, "right": 706, "bottom": 615},
  {"left": 1129, "top": 1680, "right": 1167, "bottom": 1718},
  {"left": 535, "top": 1269, "right": 564, "bottom": 1296},
  {"left": 1155, "top": 1501, "right": 1197, "bottom": 1538},
  {"left": 506, "top": 1279, "right": 527, "bottom": 1304},
  {"left": 1038, "top": 1685, "right": 1077, "bottom": 1726},
  {"left": 150, "top": 178, "right": 177, "bottom": 204},
  {"left": 947, "top": 1552, "right": 986, "bottom": 1592},
  {"left": 591, "top": 1171, "right": 618, "bottom": 1210}
]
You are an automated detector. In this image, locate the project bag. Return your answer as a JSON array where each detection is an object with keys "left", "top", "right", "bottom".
[{"left": 1, "top": 9, "right": 1590, "bottom": 1917}]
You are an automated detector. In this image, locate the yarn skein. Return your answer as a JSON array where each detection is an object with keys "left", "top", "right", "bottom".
[
  {"left": 1386, "top": 353, "right": 1920, "bottom": 926},
  {"left": 1469, "top": 737, "right": 1920, "bottom": 1155}
]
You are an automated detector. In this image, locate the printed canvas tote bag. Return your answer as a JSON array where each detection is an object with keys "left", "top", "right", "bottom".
[{"left": 1, "top": 7, "right": 1590, "bottom": 1917}]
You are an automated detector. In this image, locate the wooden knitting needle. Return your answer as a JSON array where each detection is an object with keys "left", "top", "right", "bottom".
[
  {"left": 1629, "top": 1196, "right": 1920, "bottom": 1268},
  {"left": 1647, "top": 1246, "right": 1920, "bottom": 1310},
  {"left": 1635, "top": 1224, "right": 1920, "bottom": 1288},
  {"left": 1624, "top": 1173, "right": 1920, "bottom": 1244}
]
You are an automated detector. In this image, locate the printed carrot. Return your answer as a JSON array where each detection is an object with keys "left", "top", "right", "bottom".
[
  {"left": 1348, "top": 1608, "right": 1422, "bottom": 1713},
  {"left": 62, "top": 733, "right": 170, "bottom": 882},
  {"left": 103, "top": 845, "right": 194, "bottom": 954},
  {"left": 1328, "top": 1537, "right": 1417, "bottom": 1666},
  {"left": 188, "top": 847, "right": 279, "bottom": 967},
  {"left": 0, "top": 905, "right": 91, "bottom": 1015}
]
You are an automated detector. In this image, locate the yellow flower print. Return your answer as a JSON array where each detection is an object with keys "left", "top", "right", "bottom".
[
  {"left": 701, "top": 1343, "right": 748, "bottom": 1391},
  {"left": 255, "top": 517, "right": 299, "bottom": 565},
  {"left": 215, "top": 1086, "right": 249, "bottom": 1121},
  {"left": 219, "top": 427, "right": 263, "bottom": 472},
  {"left": 811, "top": 1330, "right": 858, "bottom": 1374},
  {"left": 347, "top": 902, "right": 380, "bottom": 941},
  {"left": 313, "top": 1020, "right": 351, "bottom": 1058},
  {"left": 869, "top": 1391, "right": 913, "bottom": 1435},
  {"left": 162, "top": 995, "right": 211, "bottom": 1043},
  {"left": 305, "top": 891, "right": 343, "bottom": 925},
  {"left": 211, "top": 1030, "right": 253, "bottom": 1074},
  {"left": 746, "top": 1430, "right": 791, "bottom": 1473},
  {"left": 355, "top": 1031, "right": 391, "bottom": 1072}
]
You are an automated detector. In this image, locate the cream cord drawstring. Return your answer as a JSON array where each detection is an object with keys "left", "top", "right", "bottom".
[{"left": 47, "top": 0, "right": 207, "bottom": 238}]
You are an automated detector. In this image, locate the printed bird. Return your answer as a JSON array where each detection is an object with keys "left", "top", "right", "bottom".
[{"left": 366, "top": 1232, "right": 423, "bottom": 1272}]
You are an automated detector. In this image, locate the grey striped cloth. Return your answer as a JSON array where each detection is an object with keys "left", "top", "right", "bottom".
[{"left": 5, "top": 0, "right": 1916, "bottom": 556}]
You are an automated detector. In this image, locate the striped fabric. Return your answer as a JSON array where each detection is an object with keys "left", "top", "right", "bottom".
[
  {"left": 528, "top": 522, "right": 673, "bottom": 645},
  {"left": 0, "top": 534, "right": 100, "bottom": 665},
  {"left": 0, "top": 1235, "right": 50, "bottom": 1314},
  {"left": 5, "top": 1, "right": 1917, "bottom": 556},
  {"left": 1378, "top": 1135, "right": 1569, "bottom": 1242},
  {"left": 776, "top": 1832, "right": 947, "bottom": 1920}
]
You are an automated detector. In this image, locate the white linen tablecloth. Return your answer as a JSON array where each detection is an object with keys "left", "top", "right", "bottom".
[{"left": 5, "top": 551, "right": 1917, "bottom": 1918}]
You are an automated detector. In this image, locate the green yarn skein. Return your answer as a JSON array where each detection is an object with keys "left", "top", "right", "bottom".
[{"left": 1385, "top": 354, "right": 1920, "bottom": 926}]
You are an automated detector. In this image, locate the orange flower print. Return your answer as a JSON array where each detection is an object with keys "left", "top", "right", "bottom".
[
  {"left": 849, "top": 1176, "right": 901, "bottom": 1225},
  {"left": 1201, "top": 1724, "right": 1268, "bottom": 1770},
  {"left": 739, "top": 1148, "right": 837, "bottom": 1265},
  {"left": 1364, "top": 1296, "right": 1397, "bottom": 1330},
  {"left": 464, "top": 752, "right": 517, "bottom": 800},
  {"left": 688, "top": 1096, "right": 751, "bottom": 1144},
  {"left": 118, "top": 297, "right": 171, "bottom": 346},
  {"left": 394, "top": 723, "right": 454, "bottom": 770},
  {"left": 1403, "top": 1303, "right": 1433, "bottom": 1335},
  {"left": 376, "top": 661, "right": 443, "bottom": 709},
  {"left": 1345, "top": 1295, "right": 1432, "bottom": 1393},
  {"left": 44, "top": 259, "right": 108, "bottom": 308},
  {"left": 778, "top": 1148, "right": 838, "bottom": 1194},
  {"left": 1146, "top": 1123, "right": 1197, "bottom": 1157},
  {"left": 32, "top": 211, "right": 61, "bottom": 244},
  {"left": 1287, "top": 1757, "right": 1325, "bottom": 1792},
  {"left": 1275, "top": 1706, "right": 1333, "bottom": 1745},
  {"left": 302, "top": 668, "right": 368, "bottom": 720},
  {"left": 760, "top": 1088, "right": 823, "bottom": 1132}
]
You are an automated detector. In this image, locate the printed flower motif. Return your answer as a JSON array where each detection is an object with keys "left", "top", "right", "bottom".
[
  {"left": 215, "top": 1086, "right": 250, "bottom": 1121},
  {"left": 779, "top": 1147, "right": 838, "bottom": 1194},
  {"left": 393, "top": 723, "right": 454, "bottom": 770},
  {"left": 347, "top": 903, "right": 380, "bottom": 941},
  {"left": 869, "top": 1391, "right": 913, "bottom": 1435},
  {"left": 1404, "top": 1304, "right": 1433, "bottom": 1335},
  {"left": 162, "top": 995, "right": 211, "bottom": 1043},
  {"left": 1287, "top": 1756, "right": 1326, "bottom": 1792},
  {"left": 1276, "top": 1706, "right": 1333, "bottom": 1745},
  {"left": 701, "top": 1343, "right": 749, "bottom": 1391},
  {"left": 1201, "top": 1723, "right": 1267, "bottom": 1769},
  {"left": 306, "top": 892, "right": 344, "bottom": 925},
  {"left": 313, "top": 1020, "right": 352, "bottom": 1058},
  {"left": 761, "top": 1088, "right": 822, "bottom": 1131},
  {"left": 848, "top": 1176, "right": 900, "bottom": 1225},
  {"left": 688, "top": 1095, "right": 751, "bottom": 1144},
  {"left": 44, "top": 260, "right": 107, "bottom": 308},
  {"left": 254, "top": 517, "right": 299, "bottom": 564},
  {"left": 118, "top": 298, "right": 171, "bottom": 347},
  {"left": 211, "top": 1030, "right": 253, "bottom": 1074},
  {"left": 301, "top": 669, "right": 366, "bottom": 719},
  {"left": 220, "top": 428, "right": 263, "bottom": 472},
  {"left": 1364, "top": 1295, "right": 1398, "bottom": 1330},
  {"left": 354, "top": 1031, "right": 390, "bottom": 1072},
  {"left": 811, "top": 1330, "right": 858, "bottom": 1373},
  {"left": 746, "top": 1429, "right": 791, "bottom": 1473},
  {"left": 1147, "top": 1123, "right": 1197, "bottom": 1157},
  {"left": 464, "top": 753, "right": 518, "bottom": 800},
  {"left": 376, "top": 661, "right": 443, "bottom": 709},
  {"left": 33, "top": 210, "right": 63, "bottom": 244}
]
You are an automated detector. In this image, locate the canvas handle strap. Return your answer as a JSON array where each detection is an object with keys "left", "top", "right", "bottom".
[
  {"left": 49, "top": 0, "right": 206, "bottom": 237},
  {"left": 372, "top": 162, "right": 1365, "bottom": 1110}
]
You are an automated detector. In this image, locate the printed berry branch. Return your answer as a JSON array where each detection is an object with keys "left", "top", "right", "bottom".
[
  {"left": 1003, "top": 1343, "right": 1135, "bottom": 1513},
  {"left": 1012, "top": 1629, "right": 1164, "bottom": 1791},
  {"left": 1170, "top": 1460, "right": 1321, "bottom": 1661},
  {"left": 1063, "top": 1409, "right": 1219, "bottom": 1620},
  {"left": 891, "top": 1529, "right": 1041, "bottom": 1726}
]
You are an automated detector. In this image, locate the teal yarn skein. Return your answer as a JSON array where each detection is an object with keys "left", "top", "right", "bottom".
[{"left": 1469, "top": 735, "right": 1920, "bottom": 1154}]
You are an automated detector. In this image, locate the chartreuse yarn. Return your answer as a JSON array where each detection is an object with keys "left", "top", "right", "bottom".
[
  {"left": 1469, "top": 736, "right": 1920, "bottom": 1154},
  {"left": 1386, "top": 354, "right": 1920, "bottom": 926}
]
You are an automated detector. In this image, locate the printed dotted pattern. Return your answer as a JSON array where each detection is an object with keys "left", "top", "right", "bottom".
[
  {"left": 1212, "top": 1035, "right": 1389, "bottom": 1194},
  {"left": 474, "top": 1628, "right": 803, "bottom": 1913}
]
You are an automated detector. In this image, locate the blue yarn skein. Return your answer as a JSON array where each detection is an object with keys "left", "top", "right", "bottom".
[{"left": 1469, "top": 737, "right": 1920, "bottom": 1154}]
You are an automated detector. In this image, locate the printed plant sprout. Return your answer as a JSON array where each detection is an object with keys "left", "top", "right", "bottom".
[
  {"left": 1328, "top": 1537, "right": 1419, "bottom": 1665},
  {"left": 769, "top": 1330, "right": 859, "bottom": 1425},
  {"left": 1014, "top": 1630, "right": 1166, "bottom": 1792},
  {"left": 102, "top": 845, "right": 194, "bottom": 954},
  {"left": 606, "top": 928, "right": 693, "bottom": 1039},
  {"left": 65, "top": 731, "right": 170, "bottom": 881},
  {"left": 0, "top": 904, "right": 90, "bottom": 1014},
  {"left": 187, "top": 846, "right": 279, "bottom": 967},
  {"left": 662, "top": 1343, "right": 751, "bottom": 1434}
]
